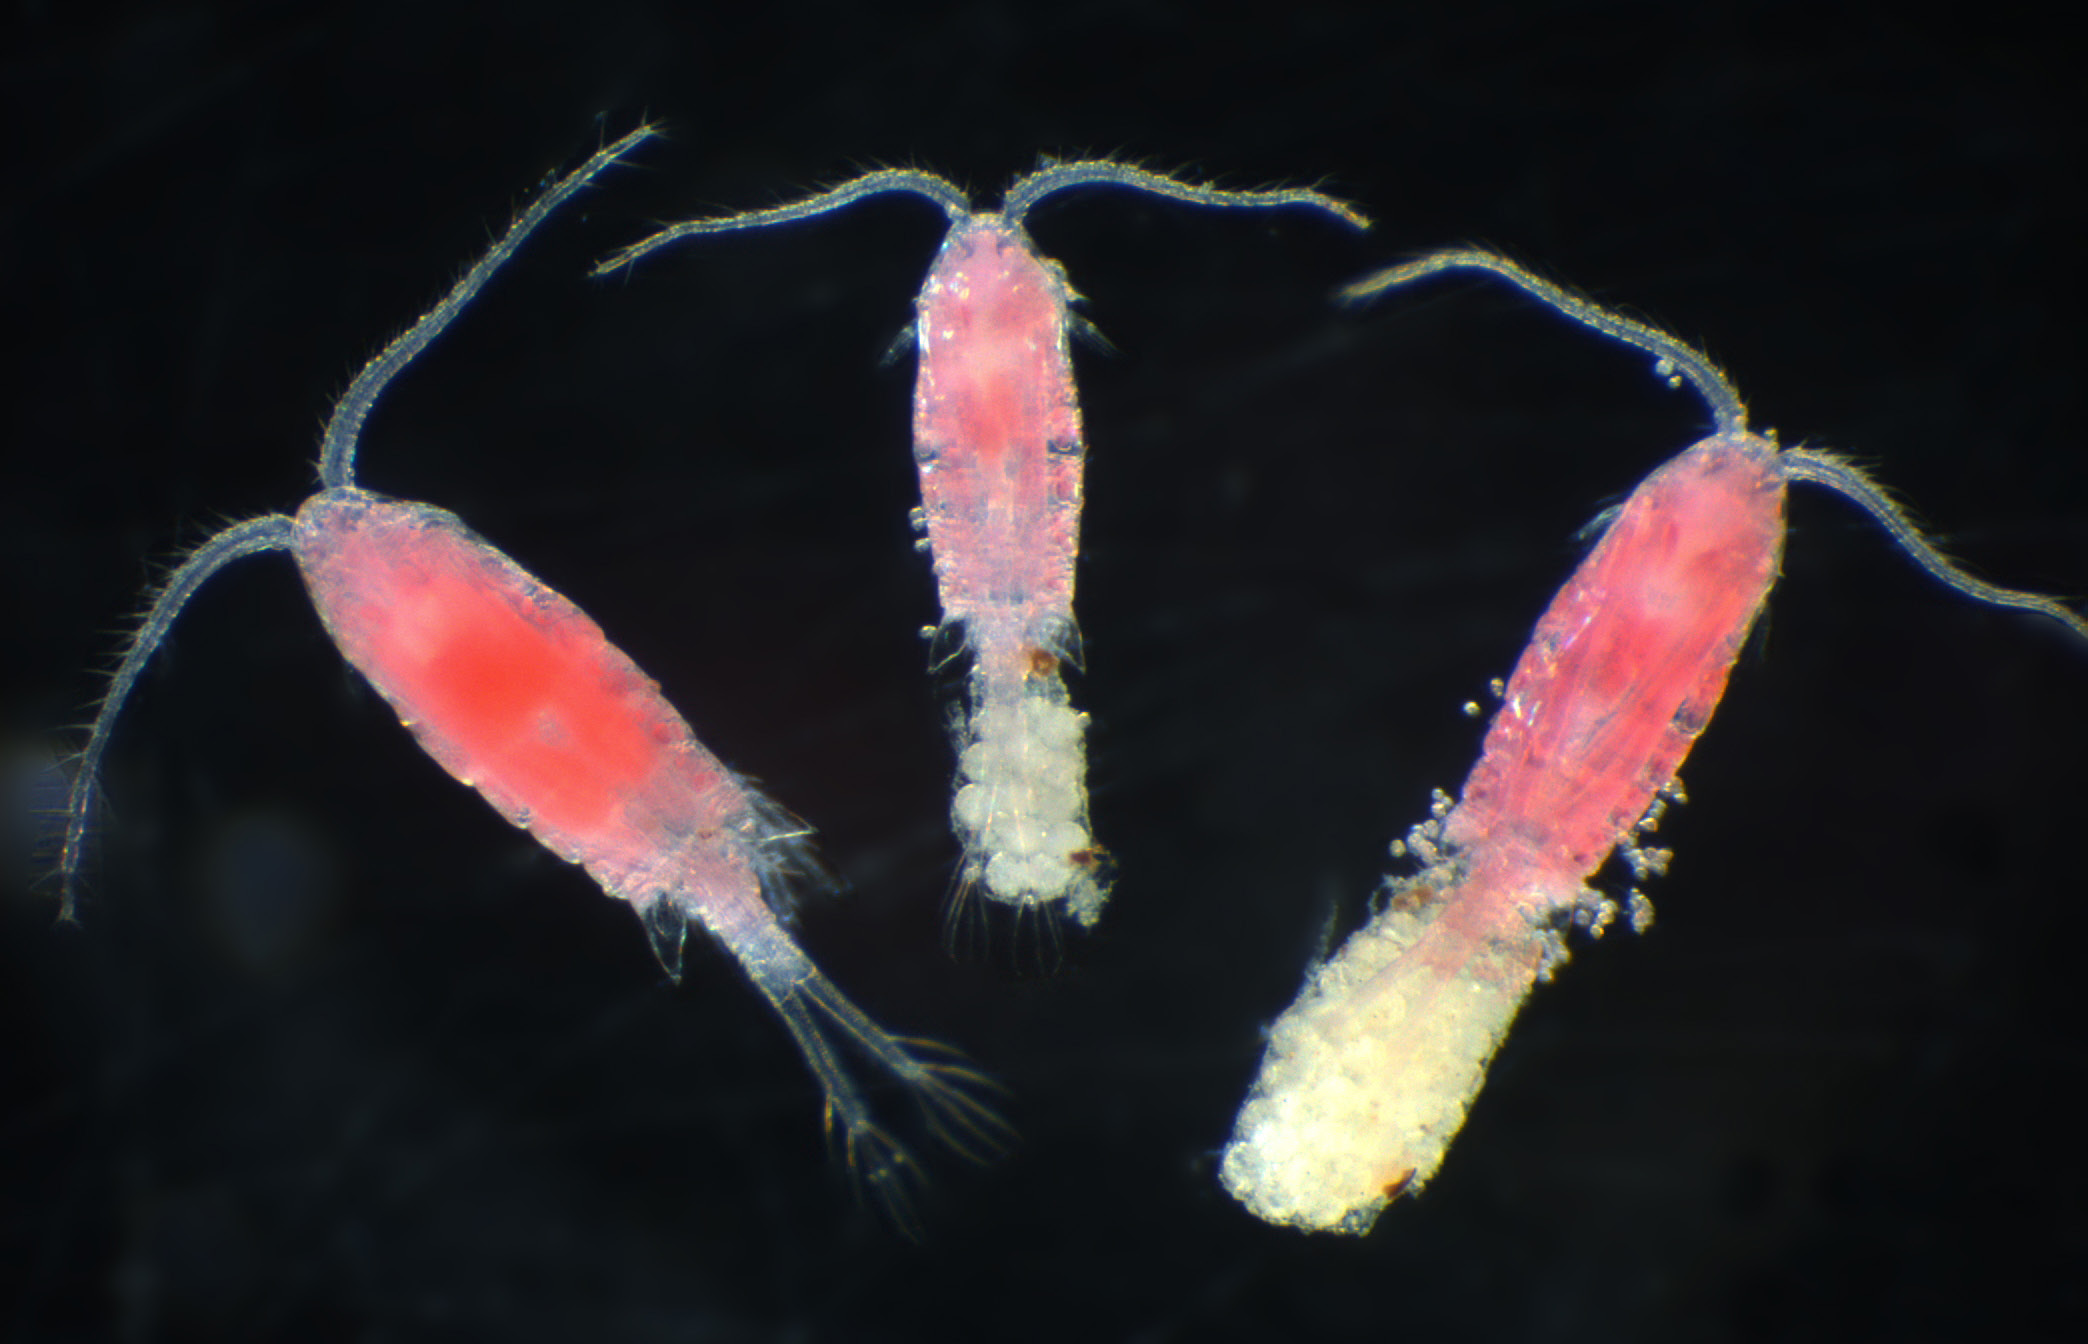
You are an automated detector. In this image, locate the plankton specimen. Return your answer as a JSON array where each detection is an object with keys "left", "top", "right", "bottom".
[
  {"left": 598, "top": 163, "right": 1367, "bottom": 932},
  {"left": 58, "top": 127, "right": 1002, "bottom": 1226},
  {"left": 1219, "top": 248, "right": 2088, "bottom": 1235}
]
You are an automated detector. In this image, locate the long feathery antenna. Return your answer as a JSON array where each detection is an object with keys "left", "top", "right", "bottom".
[
  {"left": 59, "top": 514, "right": 298, "bottom": 920},
  {"left": 1347, "top": 249, "right": 2087, "bottom": 645},
  {"left": 319, "top": 124, "right": 657, "bottom": 489},
  {"left": 66, "top": 124, "right": 659, "bottom": 917},
  {"left": 594, "top": 168, "right": 973, "bottom": 276},
  {"left": 1002, "top": 159, "right": 1369, "bottom": 232},
  {"left": 1780, "top": 449, "right": 2088, "bottom": 643},
  {"left": 1343, "top": 248, "right": 1746, "bottom": 435}
]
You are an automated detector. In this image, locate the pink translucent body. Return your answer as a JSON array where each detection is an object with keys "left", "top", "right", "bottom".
[
  {"left": 1220, "top": 431, "right": 1791, "bottom": 1231},
  {"left": 292, "top": 488, "right": 773, "bottom": 941},
  {"left": 912, "top": 217, "right": 1084, "bottom": 673},
  {"left": 1443, "top": 432, "right": 1788, "bottom": 892}
]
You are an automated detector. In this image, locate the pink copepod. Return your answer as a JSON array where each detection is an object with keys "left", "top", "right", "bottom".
[
  {"left": 1219, "top": 248, "right": 2088, "bottom": 1235},
  {"left": 58, "top": 128, "right": 1003, "bottom": 1227},
  {"left": 598, "top": 164, "right": 1368, "bottom": 932}
]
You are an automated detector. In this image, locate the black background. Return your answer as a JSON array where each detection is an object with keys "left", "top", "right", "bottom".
[{"left": 4, "top": 2, "right": 2084, "bottom": 1340}]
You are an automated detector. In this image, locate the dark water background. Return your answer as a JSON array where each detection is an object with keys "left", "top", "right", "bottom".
[{"left": 4, "top": 3, "right": 2083, "bottom": 1339}]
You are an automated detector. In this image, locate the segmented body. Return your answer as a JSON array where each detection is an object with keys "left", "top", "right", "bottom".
[
  {"left": 59, "top": 132, "right": 1003, "bottom": 1229},
  {"left": 913, "top": 219, "right": 1085, "bottom": 633},
  {"left": 1222, "top": 246, "right": 2084, "bottom": 1235},
  {"left": 1222, "top": 433, "right": 1785, "bottom": 1232},
  {"left": 292, "top": 490, "right": 786, "bottom": 952},
  {"left": 913, "top": 218, "right": 1100, "bottom": 923},
  {"left": 1441, "top": 433, "right": 1785, "bottom": 876},
  {"left": 598, "top": 163, "right": 1366, "bottom": 932}
]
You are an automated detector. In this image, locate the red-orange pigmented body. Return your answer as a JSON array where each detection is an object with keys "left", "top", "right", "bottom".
[
  {"left": 1228, "top": 248, "right": 2085, "bottom": 1234},
  {"left": 292, "top": 490, "right": 769, "bottom": 936},
  {"left": 908, "top": 215, "right": 1103, "bottom": 925},
  {"left": 598, "top": 163, "right": 1366, "bottom": 929},
  {"left": 1225, "top": 430, "right": 1790, "bottom": 1232},
  {"left": 912, "top": 218, "right": 1083, "bottom": 673},
  {"left": 61, "top": 134, "right": 1005, "bottom": 1229},
  {"left": 1223, "top": 252, "right": 1808, "bottom": 1230},
  {"left": 1442, "top": 433, "right": 1786, "bottom": 888}
]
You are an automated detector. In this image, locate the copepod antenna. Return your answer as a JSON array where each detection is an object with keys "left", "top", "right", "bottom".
[
  {"left": 1778, "top": 449, "right": 2088, "bottom": 644},
  {"left": 593, "top": 168, "right": 975, "bottom": 276},
  {"left": 318, "top": 124, "right": 657, "bottom": 490},
  {"left": 1000, "top": 159, "right": 1371, "bottom": 232},
  {"left": 59, "top": 514, "right": 298, "bottom": 921},
  {"left": 1343, "top": 248, "right": 1748, "bottom": 436},
  {"left": 1346, "top": 249, "right": 2088, "bottom": 645}
]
